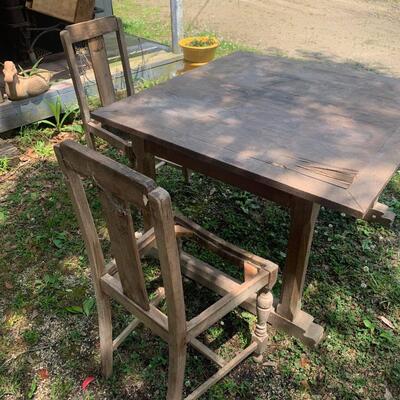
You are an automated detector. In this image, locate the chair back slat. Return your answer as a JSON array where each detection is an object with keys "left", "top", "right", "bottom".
[
  {"left": 87, "top": 35, "right": 116, "bottom": 106},
  {"left": 54, "top": 145, "right": 107, "bottom": 285},
  {"left": 55, "top": 140, "right": 158, "bottom": 309},
  {"left": 101, "top": 193, "right": 150, "bottom": 310},
  {"left": 115, "top": 18, "right": 134, "bottom": 97}
]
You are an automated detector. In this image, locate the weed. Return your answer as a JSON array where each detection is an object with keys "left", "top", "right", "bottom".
[
  {"left": 185, "top": 37, "right": 218, "bottom": 47},
  {"left": 0, "top": 157, "right": 10, "bottom": 174},
  {"left": 49, "top": 376, "right": 74, "bottom": 400},
  {"left": 22, "top": 329, "right": 40, "bottom": 346},
  {"left": 65, "top": 298, "right": 95, "bottom": 316},
  {"left": 135, "top": 76, "right": 169, "bottom": 92},
  {"left": 33, "top": 140, "right": 53, "bottom": 158},
  {"left": 27, "top": 377, "right": 37, "bottom": 399},
  {"left": 17, "top": 58, "right": 44, "bottom": 78},
  {"left": 39, "top": 97, "right": 83, "bottom": 134},
  {"left": 18, "top": 124, "right": 43, "bottom": 147}
]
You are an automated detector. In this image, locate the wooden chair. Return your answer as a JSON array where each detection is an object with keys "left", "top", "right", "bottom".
[
  {"left": 60, "top": 16, "right": 189, "bottom": 180},
  {"left": 55, "top": 140, "right": 278, "bottom": 400},
  {"left": 60, "top": 17, "right": 134, "bottom": 157}
]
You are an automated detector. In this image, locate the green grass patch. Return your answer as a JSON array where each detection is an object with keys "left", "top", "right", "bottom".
[
  {"left": 1, "top": 139, "right": 398, "bottom": 398},
  {"left": 113, "top": 0, "right": 170, "bottom": 44},
  {"left": 113, "top": 0, "right": 257, "bottom": 58},
  {"left": 0, "top": 2, "right": 399, "bottom": 398}
]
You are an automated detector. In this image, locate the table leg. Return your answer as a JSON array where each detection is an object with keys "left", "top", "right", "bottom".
[
  {"left": 274, "top": 198, "right": 324, "bottom": 346},
  {"left": 134, "top": 137, "right": 156, "bottom": 230}
]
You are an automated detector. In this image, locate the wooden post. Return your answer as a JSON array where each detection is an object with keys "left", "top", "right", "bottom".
[
  {"left": 276, "top": 199, "right": 320, "bottom": 321},
  {"left": 170, "top": 0, "right": 183, "bottom": 54}
]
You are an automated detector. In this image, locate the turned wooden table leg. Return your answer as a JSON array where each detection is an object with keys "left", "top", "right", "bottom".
[
  {"left": 253, "top": 289, "right": 273, "bottom": 363},
  {"left": 276, "top": 198, "right": 320, "bottom": 321}
]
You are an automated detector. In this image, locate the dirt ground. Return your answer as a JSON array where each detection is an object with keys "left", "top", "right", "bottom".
[{"left": 140, "top": 0, "right": 400, "bottom": 76}]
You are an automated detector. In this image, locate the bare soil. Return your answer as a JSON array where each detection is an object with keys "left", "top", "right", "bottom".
[{"left": 141, "top": 0, "right": 400, "bottom": 76}]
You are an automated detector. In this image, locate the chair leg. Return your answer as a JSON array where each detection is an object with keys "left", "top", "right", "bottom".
[
  {"left": 98, "top": 294, "right": 113, "bottom": 378},
  {"left": 253, "top": 288, "right": 273, "bottom": 363},
  {"left": 167, "top": 342, "right": 187, "bottom": 400},
  {"left": 182, "top": 168, "right": 191, "bottom": 184},
  {"left": 85, "top": 130, "right": 97, "bottom": 150},
  {"left": 125, "top": 143, "right": 136, "bottom": 170}
]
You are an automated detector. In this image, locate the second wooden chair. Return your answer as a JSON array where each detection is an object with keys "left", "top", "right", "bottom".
[{"left": 60, "top": 16, "right": 189, "bottom": 180}]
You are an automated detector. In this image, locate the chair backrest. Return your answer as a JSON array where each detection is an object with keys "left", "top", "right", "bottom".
[
  {"left": 55, "top": 140, "right": 185, "bottom": 323},
  {"left": 60, "top": 16, "right": 134, "bottom": 126}
]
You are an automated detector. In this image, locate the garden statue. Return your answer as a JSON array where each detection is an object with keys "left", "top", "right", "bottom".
[{"left": 3, "top": 60, "right": 51, "bottom": 101}]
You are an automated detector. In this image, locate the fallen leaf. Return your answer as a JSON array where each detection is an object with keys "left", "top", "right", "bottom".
[
  {"left": 82, "top": 376, "right": 95, "bottom": 391},
  {"left": 300, "top": 356, "right": 310, "bottom": 368},
  {"left": 65, "top": 305, "right": 84, "bottom": 314},
  {"left": 82, "top": 298, "right": 95, "bottom": 316},
  {"left": 5, "top": 281, "right": 13, "bottom": 289},
  {"left": 378, "top": 316, "right": 395, "bottom": 330},
  {"left": 38, "top": 368, "right": 49, "bottom": 380},
  {"left": 51, "top": 132, "right": 76, "bottom": 144},
  {"left": 21, "top": 148, "right": 39, "bottom": 161}
]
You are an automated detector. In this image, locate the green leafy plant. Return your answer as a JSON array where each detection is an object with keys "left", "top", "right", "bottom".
[
  {"left": 34, "top": 274, "right": 62, "bottom": 294},
  {"left": 17, "top": 58, "right": 44, "bottom": 78},
  {"left": 0, "top": 156, "right": 10, "bottom": 174},
  {"left": 65, "top": 298, "right": 95, "bottom": 317},
  {"left": 33, "top": 140, "right": 53, "bottom": 158},
  {"left": 187, "top": 37, "right": 218, "bottom": 47},
  {"left": 27, "top": 377, "right": 37, "bottom": 399},
  {"left": 22, "top": 329, "right": 40, "bottom": 346},
  {"left": 39, "top": 97, "right": 82, "bottom": 133}
]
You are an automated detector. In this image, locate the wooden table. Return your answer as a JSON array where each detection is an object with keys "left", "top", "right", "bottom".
[{"left": 92, "top": 52, "right": 400, "bottom": 346}]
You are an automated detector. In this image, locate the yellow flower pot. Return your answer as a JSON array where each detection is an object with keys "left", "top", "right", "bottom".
[{"left": 179, "top": 37, "right": 220, "bottom": 64}]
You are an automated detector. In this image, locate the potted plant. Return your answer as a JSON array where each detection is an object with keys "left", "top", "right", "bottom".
[
  {"left": 179, "top": 36, "right": 220, "bottom": 65},
  {"left": 2, "top": 58, "right": 52, "bottom": 101}
]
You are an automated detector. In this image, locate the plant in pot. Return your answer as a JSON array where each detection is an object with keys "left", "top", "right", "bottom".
[
  {"left": 179, "top": 36, "right": 220, "bottom": 67},
  {"left": 2, "top": 58, "right": 52, "bottom": 101}
]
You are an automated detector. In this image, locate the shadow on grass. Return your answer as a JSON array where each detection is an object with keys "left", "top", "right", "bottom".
[
  {"left": 1, "top": 42, "right": 400, "bottom": 400},
  {"left": 1, "top": 154, "right": 399, "bottom": 399}
]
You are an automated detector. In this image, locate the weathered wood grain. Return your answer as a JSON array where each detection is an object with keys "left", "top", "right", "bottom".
[
  {"left": 92, "top": 52, "right": 400, "bottom": 218},
  {"left": 56, "top": 139, "right": 281, "bottom": 398}
]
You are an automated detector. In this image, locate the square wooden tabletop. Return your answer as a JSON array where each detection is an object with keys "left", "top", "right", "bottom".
[{"left": 92, "top": 52, "right": 400, "bottom": 218}]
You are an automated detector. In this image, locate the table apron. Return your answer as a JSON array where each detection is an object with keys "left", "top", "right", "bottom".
[{"left": 145, "top": 138, "right": 294, "bottom": 209}]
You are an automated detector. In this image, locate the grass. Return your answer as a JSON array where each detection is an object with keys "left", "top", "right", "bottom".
[
  {"left": 113, "top": 0, "right": 257, "bottom": 57},
  {"left": 113, "top": 0, "right": 171, "bottom": 44},
  {"left": 0, "top": 157, "right": 10, "bottom": 174},
  {"left": 1, "top": 2, "right": 399, "bottom": 399},
  {"left": 0, "top": 116, "right": 399, "bottom": 399}
]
